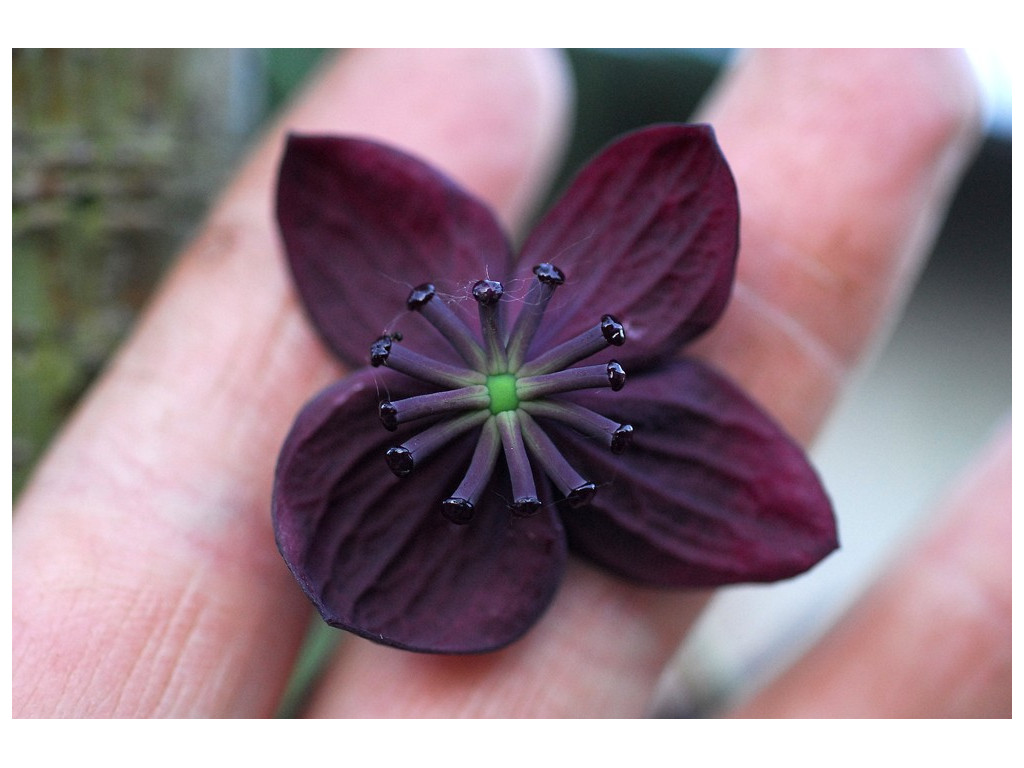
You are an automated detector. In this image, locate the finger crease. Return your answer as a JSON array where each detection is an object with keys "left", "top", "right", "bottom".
[{"left": 731, "top": 279, "right": 849, "bottom": 385}]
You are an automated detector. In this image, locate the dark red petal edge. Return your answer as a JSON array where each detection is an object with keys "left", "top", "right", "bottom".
[
  {"left": 545, "top": 360, "right": 837, "bottom": 587},
  {"left": 276, "top": 135, "right": 514, "bottom": 369},
  {"left": 515, "top": 124, "right": 739, "bottom": 370},
  {"left": 273, "top": 367, "right": 566, "bottom": 653}
]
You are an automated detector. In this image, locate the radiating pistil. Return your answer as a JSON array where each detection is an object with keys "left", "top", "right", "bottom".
[{"left": 370, "top": 263, "right": 632, "bottom": 523}]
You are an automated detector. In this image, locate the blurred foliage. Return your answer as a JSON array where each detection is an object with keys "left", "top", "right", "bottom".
[
  {"left": 264, "top": 48, "right": 328, "bottom": 111},
  {"left": 12, "top": 49, "right": 268, "bottom": 495},
  {"left": 11, "top": 48, "right": 721, "bottom": 499}
]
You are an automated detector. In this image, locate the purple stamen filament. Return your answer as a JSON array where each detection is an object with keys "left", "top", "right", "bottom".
[{"left": 376, "top": 263, "right": 632, "bottom": 523}]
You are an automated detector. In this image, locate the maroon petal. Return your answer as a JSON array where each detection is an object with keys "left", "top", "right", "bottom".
[
  {"left": 277, "top": 135, "right": 514, "bottom": 368},
  {"left": 543, "top": 360, "right": 837, "bottom": 587},
  {"left": 516, "top": 124, "right": 738, "bottom": 369},
  {"left": 273, "top": 368, "right": 566, "bottom": 653}
]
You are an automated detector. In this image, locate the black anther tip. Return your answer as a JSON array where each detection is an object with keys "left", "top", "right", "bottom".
[
  {"left": 567, "top": 482, "right": 597, "bottom": 508},
  {"left": 600, "top": 315, "right": 626, "bottom": 346},
  {"left": 406, "top": 283, "right": 436, "bottom": 311},
  {"left": 472, "top": 279, "right": 503, "bottom": 306},
  {"left": 606, "top": 360, "right": 626, "bottom": 391},
  {"left": 533, "top": 263, "right": 565, "bottom": 286},
  {"left": 370, "top": 336, "right": 392, "bottom": 367},
  {"left": 379, "top": 401, "right": 399, "bottom": 431},
  {"left": 442, "top": 497, "right": 474, "bottom": 525},
  {"left": 385, "top": 446, "right": 414, "bottom": 477},
  {"left": 610, "top": 424, "right": 634, "bottom": 455},
  {"left": 510, "top": 497, "right": 542, "bottom": 517}
]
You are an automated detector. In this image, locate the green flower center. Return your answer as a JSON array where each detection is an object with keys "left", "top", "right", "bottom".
[
  {"left": 486, "top": 373, "right": 519, "bottom": 414},
  {"left": 373, "top": 266, "right": 632, "bottom": 524}
]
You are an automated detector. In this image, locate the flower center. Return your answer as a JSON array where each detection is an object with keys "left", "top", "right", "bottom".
[
  {"left": 487, "top": 374, "right": 519, "bottom": 414},
  {"left": 371, "top": 263, "right": 632, "bottom": 524}
]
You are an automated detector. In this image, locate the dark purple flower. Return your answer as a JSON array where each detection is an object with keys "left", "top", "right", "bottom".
[{"left": 273, "top": 124, "right": 837, "bottom": 654}]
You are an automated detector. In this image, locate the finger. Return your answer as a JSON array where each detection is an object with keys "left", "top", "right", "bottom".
[
  {"left": 692, "top": 49, "right": 981, "bottom": 442},
  {"left": 13, "top": 49, "right": 572, "bottom": 717},
  {"left": 307, "top": 49, "right": 980, "bottom": 718},
  {"left": 730, "top": 421, "right": 1010, "bottom": 717}
]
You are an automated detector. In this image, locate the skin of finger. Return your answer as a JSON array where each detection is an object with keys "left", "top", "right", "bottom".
[
  {"left": 690, "top": 48, "right": 981, "bottom": 443},
  {"left": 12, "top": 49, "right": 572, "bottom": 717},
  {"left": 305, "top": 49, "right": 982, "bottom": 718},
  {"left": 730, "top": 422, "right": 1011, "bottom": 717}
]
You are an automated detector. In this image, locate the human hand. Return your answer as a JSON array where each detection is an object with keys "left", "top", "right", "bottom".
[{"left": 13, "top": 48, "right": 1008, "bottom": 717}]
